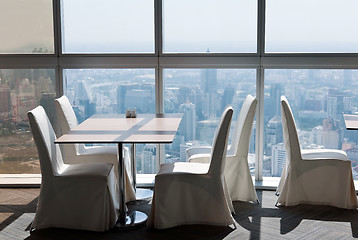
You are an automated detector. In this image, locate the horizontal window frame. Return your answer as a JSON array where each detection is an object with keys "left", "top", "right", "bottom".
[{"left": 2, "top": 55, "right": 358, "bottom": 69}]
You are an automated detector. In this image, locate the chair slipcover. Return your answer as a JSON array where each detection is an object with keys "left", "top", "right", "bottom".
[
  {"left": 148, "top": 106, "right": 235, "bottom": 229},
  {"left": 54, "top": 95, "right": 135, "bottom": 202},
  {"left": 28, "top": 106, "right": 118, "bottom": 231},
  {"left": 277, "top": 96, "right": 357, "bottom": 209},
  {"left": 187, "top": 95, "right": 258, "bottom": 203}
]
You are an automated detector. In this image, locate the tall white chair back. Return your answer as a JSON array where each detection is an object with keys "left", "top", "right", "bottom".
[
  {"left": 228, "top": 94, "right": 258, "bottom": 157},
  {"left": 28, "top": 106, "right": 66, "bottom": 179},
  {"left": 54, "top": 95, "right": 81, "bottom": 156},
  {"left": 208, "top": 106, "right": 233, "bottom": 176},
  {"left": 280, "top": 96, "right": 302, "bottom": 163}
]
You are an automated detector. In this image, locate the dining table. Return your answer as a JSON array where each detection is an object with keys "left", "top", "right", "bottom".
[
  {"left": 344, "top": 114, "right": 358, "bottom": 130},
  {"left": 55, "top": 113, "right": 182, "bottom": 228}
]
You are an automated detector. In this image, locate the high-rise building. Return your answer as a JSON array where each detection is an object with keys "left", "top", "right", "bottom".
[
  {"left": 221, "top": 87, "right": 235, "bottom": 110},
  {"left": 201, "top": 68, "right": 217, "bottom": 118},
  {"left": 266, "top": 115, "right": 283, "bottom": 156},
  {"left": 322, "top": 118, "right": 341, "bottom": 149},
  {"left": 0, "top": 85, "right": 11, "bottom": 121},
  {"left": 75, "top": 80, "right": 90, "bottom": 102},
  {"left": 310, "top": 125, "right": 323, "bottom": 146},
  {"left": 179, "top": 102, "right": 196, "bottom": 141},
  {"left": 327, "top": 89, "right": 349, "bottom": 119},
  {"left": 141, "top": 144, "right": 156, "bottom": 174},
  {"left": 117, "top": 84, "right": 154, "bottom": 114},
  {"left": 200, "top": 69, "right": 217, "bottom": 95},
  {"left": 269, "top": 83, "right": 284, "bottom": 117},
  {"left": 12, "top": 78, "right": 36, "bottom": 123},
  {"left": 40, "top": 92, "right": 56, "bottom": 124},
  {"left": 117, "top": 85, "right": 127, "bottom": 114},
  {"left": 271, "top": 142, "right": 286, "bottom": 177}
]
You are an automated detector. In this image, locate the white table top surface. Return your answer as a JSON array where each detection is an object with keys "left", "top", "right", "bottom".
[
  {"left": 344, "top": 114, "right": 358, "bottom": 130},
  {"left": 55, "top": 113, "right": 183, "bottom": 144}
]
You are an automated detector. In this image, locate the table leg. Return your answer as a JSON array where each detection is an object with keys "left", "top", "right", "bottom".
[
  {"left": 115, "top": 143, "right": 147, "bottom": 228},
  {"left": 131, "top": 143, "right": 153, "bottom": 200}
]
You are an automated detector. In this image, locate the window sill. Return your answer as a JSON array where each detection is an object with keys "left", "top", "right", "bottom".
[{"left": 1, "top": 174, "right": 357, "bottom": 193}]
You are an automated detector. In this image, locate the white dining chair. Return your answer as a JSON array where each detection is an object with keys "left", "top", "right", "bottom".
[
  {"left": 187, "top": 95, "right": 258, "bottom": 203},
  {"left": 277, "top": 96, "right": 357, "bottom": 209},
  {"left": 147, "top": 106, "right": 235, "bottom": 229},
  {"left": 54, "top": 95, "right": 135, "bottom": 202},
  {"left": 28, "top": 106, "right": 119, "bottom": 231}
]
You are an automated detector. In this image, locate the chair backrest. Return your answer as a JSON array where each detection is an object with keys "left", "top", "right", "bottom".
[
  {"left": 228, "top": 94, "right": 257, "bottom": 157},
  {"left": 28, "top": 106, "right": 66, "bottom": 181},
  {"left": 281, "top": 96, "right": 301, "bottom": 162},
  {"left": 54, "top": 95, "right": 81, "bottom": 155},
  {"left": 208, "top": 106, "right": 233, "bottom": 176}
]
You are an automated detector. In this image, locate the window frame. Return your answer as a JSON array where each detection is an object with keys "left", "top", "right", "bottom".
[{"left": 1, "top": 0, "right": 358, "bottom": 184}]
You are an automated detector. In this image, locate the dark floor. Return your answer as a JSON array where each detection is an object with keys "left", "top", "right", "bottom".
[{"left": 1, "top": 188, "right": 358, "bottom": 240}]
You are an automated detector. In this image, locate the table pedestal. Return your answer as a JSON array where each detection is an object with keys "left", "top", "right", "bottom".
[
  {"left": 115, "top": 211, "right": 147, "bottom": 228},
  {"left": 116, "top": 144, "right": 147, "bottom": 228}
]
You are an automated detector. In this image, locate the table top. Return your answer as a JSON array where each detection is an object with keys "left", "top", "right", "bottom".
[
  {"left": 55, "top": 113, "right": 183, "bottom": 144},
  {"left": 343, "top": 114, "right": 358, "bottom": 130}
]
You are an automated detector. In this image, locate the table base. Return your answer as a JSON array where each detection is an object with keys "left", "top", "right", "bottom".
[{"left": 115, "top": 211, "right": 147, "bottom": 228}]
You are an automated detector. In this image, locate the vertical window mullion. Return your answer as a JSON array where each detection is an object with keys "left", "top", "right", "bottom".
[
  {"left": 255, "top": 67, "right": 264, "bottom": 181},
  {"left": 256, "top": 0, "right": 266, "bottom": 181}
]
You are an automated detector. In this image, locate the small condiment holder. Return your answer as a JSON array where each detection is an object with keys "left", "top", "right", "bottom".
[{"left": 125, "top": 108, "right": 136, "bottom": 118}]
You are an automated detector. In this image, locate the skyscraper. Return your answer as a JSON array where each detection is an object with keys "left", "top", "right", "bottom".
[
  {"left": 117, "top": 85, "right": 127, "bottom": 114},
  {"left": 266, "top": 115, "right": 283, "bottom": 156},
  {"left": 201, "top": 69, "right": 217, "bottom": 118},
  {"left": 179, "top": 102, "right": 196, "bottom": 141},
  {"left": 0, "top": 85, "right": 10, "bottom": 121},
  {"left": 141, "top": 144, "right": 156, "bottom": 174},
  {"left": 271, "top": 142, "right": 286, "bottom": 177}
]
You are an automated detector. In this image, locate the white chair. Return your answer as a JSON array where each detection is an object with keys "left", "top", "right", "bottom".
[
  {"left": 187, "top": 95, "right": 258, "bottom": 203},
  {"left": 277, "top": 96, "right": 357, "bottom": 209},
  {"left": 28, "top": 106, "right": 119, "bottom": 231},
  {"left": 148, "top": 106, "right": 235, "bottom": 229},
  {"left": 54, "top": 95, "right": 135, "bottom": 202}
]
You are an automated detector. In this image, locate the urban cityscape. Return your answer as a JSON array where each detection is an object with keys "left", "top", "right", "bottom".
[{"left": 1, "top": 68, "right": 358, "bottom": 180}]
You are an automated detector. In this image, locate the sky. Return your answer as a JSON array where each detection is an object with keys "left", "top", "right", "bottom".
[{"left": 1, "top": 0, "right": 358, "bottom": 53}]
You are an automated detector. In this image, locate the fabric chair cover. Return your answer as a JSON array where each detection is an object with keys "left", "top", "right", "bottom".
[
  {"left": 187, "top": 95, "right": 258, "bottom": 203},
  {"left": 277, "top": 96, "right": 357, "bottom": 209},
  {"left": 54, "top": 95, "right": 135, "bottom": 202},
  {"left": 148, "top": 106, "right": 235, "bottom": 229},
  {"left": 28, "top": 106, "right": 119, "bottom": 231}
]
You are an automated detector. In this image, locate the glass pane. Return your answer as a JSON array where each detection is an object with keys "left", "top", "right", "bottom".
[
  {"left": 62, "top": 0, "right": 154, "bottom": 53},
  {"left": 0, "top": 69, "right": 56, "bottom": 173},
  {"left": 163, "top": 0, "right": 257, "bottom": 53},
  {"left": 0, "top": 0, "right": 54, "bottom": 54},
  {"left": 264, "top": 69, "right": 358, "bottom": 180},
  {"left": 266, "top": 0, "right": 358, "bottom": 53},
  {"left": 63, "top": 69, "right": 156, "bottom": 173},
  {"left": 164, "top": 69, "right": 256, "bottom": 175}
]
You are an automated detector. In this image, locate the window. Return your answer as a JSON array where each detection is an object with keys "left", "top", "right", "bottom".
[
  {"left": 264, "top": 69, "right": 358, "bottom": 180},
  {"left": 163, "top": 69, "right": 256, "bottom": 174},
  {"left": 2, "top": 1, "right": 358, "bottom": 186},
  {"left": 61, "top": 0, "right": 155, "bottom": 53},
  {"left": 265, "top": 0, "right": 358, "bottom": 53},
  {"left": 0, "top": 69, "right": 56, "bottom": 173},
  {"left": 0, "top": 0, "right": 54, "bottom": 54},
  {"left": 163, "top": 0, "right": 257, "bottom": 53},
  {"left": 63, "top": 68, "right": 157, "bottom": 174}
]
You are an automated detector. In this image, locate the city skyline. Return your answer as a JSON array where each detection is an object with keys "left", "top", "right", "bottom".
[{"left": 2, "top": 68, "right": 358, "bottom": 179}]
